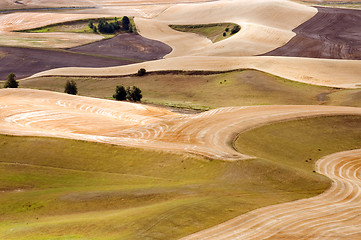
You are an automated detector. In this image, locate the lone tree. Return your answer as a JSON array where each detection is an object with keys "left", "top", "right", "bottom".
[
  {"left": 4, "top": 73, "right": 18, "bottom": 88},
  {"left": 126, "top": 86, "right": 142, "bottom": 102},
  {"left": 113, "top": 85, "right": 127, "bottom": 100},
  {"left": 137, "top": 68, "right": 146, "bottom": 76},
  {"left": 88, "top": 20, "right": 94, "bottom": 29},
  {"left": 64, "top": 80, "right": 78, "bottom": 95},
  {"left": 122, "top": 16, "right": 130, "bottom": 31}
]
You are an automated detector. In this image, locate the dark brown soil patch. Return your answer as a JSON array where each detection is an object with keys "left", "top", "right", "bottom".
[
  {"left": 263, "top": 7, "right": 361, "bottom": 59},
  {"left": 0, "top": 46, "right": 137, "bottom": 80},
  {"left": 0, "top": 34, "right": 171, "bottom": 80},
  {"left": 69, "top": 33, "right": 172, "bottom": 61}
]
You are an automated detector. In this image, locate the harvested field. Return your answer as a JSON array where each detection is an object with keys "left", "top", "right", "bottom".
[
  {"left": 1, "top": 89, "right": 361, "bottom": 239},
  {"left": 29, "top": 56, "right": 361, "bottom": 89},
  {"left": 1, "top": 0, "right": 361, "bottom": 238},
  {"left": 69, "top": 33, "right": 172, "bottom": 61},
  {"left": 183, "top": 149, "right": 361, "bottom": 239},
  {"left": 1, "top": 88, "right": 361, "bottom": 160},
  {"left": 0, "top": 46, "right": 137, "bottom": 80},
  {"left": 0, "top": 31, "right": 105, "bottom": 49},
  {"left": 135, "top": 0, "right": 317, "bottom": 58},
  {"left": 183, "top": 117, "right": 361, "bottom": 239},
  {"left": 0, "top": 33, "right": 171, "bottom": 79},
  {"left": 22, "top": 70, "right": 361, "bottom": 110},
  {"left": 0, "top": 0, "right": 215, "bottom": 10},
  {"left": 264, "top": 7, "right": 361, "bottom": 59}
]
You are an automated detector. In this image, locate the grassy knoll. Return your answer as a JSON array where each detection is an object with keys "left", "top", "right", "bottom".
[
  {"left": 326, "top": 89, "right": 361, "bottom": 108},
  {"left": 169, "top": 23, "right": 240, "bottom": 42},
  {"left": 1, "top": 115, "right": 361, "bottom": 239},
  {"left": 21, "top": 70, "right": 361, "bottom": 110},
  {"left": 235, "top": 115, "right": 361, "bottom": 174},
  {"left": 19, "top": 17, "right": 137, "bottom": 38}
]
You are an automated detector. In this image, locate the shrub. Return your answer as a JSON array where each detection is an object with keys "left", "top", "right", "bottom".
[
  {"left": 122, "top": 16, "right": 130, "bottom": 31},
  {"left": 4, "top": 73, "right": 18, "bottom": 88},
  {"left": 126, "top": 86, "right": 142, "bottom": 102},
  {"left": 223, "top": 32, "right": 226, "bottom": 37},
  {"left": 137, "top": 68, "right": 146, "bottom": 76},
  {"left": 88, "top": 20, "right": 94, "bottom": 29},
  {"left": 113, "top": 85, "right": 127, "bottom": 100},
  {"left": 64, "top": 80, "right": 78, "bottom": 95},
  {"left": 231, "top": 25, "right": 240, "bottom": 35},
  {"left": 225, "top": 27, "right": 229, "bottom": 32}
]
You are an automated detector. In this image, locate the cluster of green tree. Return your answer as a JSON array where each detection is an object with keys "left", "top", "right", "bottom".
[
  {"left": 63, "top": 79, "right": 142, "bottom": 102},
  {"left": 222, "top": 25, "right": 240, "bottom": 37},
  {"left": 113, "top": 85, "right": 142, "bottom": 102},
  {"left": 88, "top": 16, "right": 132, "bottom": 34},
  {"left": 3, "top": 73, "right": 18, "bottom": 88}
]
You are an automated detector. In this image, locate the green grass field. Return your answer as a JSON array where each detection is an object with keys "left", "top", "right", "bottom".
[
  {"left": 1, "top": 115, "right": 361, "bottom": 239},
  {"left": 19, "top": 17, "right": 137, "bottom": 38},
  {"left": 169, "top": 23, "right": 240, "bottom": 42},
  {"left": 21, "top": 70, "right": 361, "bottom": 110},
  {"left": 235, "top": 115, "right": 361, "bottom": 174}
]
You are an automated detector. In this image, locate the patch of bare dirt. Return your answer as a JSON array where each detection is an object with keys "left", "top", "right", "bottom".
[
  {"left": 263, "top": 7, "right": 361, "bottom": 59},
  {"left": 69, "top": 33, "right": 171, "bottom": 61}
]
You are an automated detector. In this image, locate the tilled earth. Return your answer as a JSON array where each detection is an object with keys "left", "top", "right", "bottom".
[
  {"left": 69, "top": 33, "right": 172, "bottom": 61},
  {"left": 0, "top": 33, "right": 171, "bottom": 80},
  {"left": 263, "top": 7, "right": 361, "bottom": 59}
]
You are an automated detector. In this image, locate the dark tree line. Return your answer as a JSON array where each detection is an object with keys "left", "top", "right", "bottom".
[
  {"left": 113, "top": 85, "right": 142, "bottom": 102},
  {"left": 88, "top": 16, "right": 132, "bottom": 34}
]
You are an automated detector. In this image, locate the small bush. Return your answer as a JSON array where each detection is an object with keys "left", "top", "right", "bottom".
[
  {"left": 88, "top": 20, "right": 94, "bottom": 29},
  {"left": 137, "top": 68, "right": 146, "bottom": 76},
  {"left": 4, "top": 73, "right": 18, "bottom": 88},
  {"left": 231, "top": 25, "right": 240, "bottom": 35},
  {"left": 223, "top": 32, "right": 226, "bottom": 37},
  {"left": 113, "top": 85, "right": 127, "bottom": 100},
  {"left": 225, "top": 27, "right": 229, "bottom": 32},
  {"left": 64, "top": 80, "right": 78, "bottom": 95},
  {"left": 126, "top": 86, "right": 142, "bottom": 102}
]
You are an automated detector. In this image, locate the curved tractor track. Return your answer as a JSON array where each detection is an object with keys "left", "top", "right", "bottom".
[
  {"left": 182, "top": 149, "right": 361, "bottom": 240},
  {"left": 1, "top": 88, "right": 361, "bottom": 162},
  {"left": 2, "top": 89, "right": 361, "bottom": 238}
]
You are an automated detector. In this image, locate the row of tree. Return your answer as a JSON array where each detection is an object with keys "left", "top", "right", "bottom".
[
  {"left": 88, "top": 16, "right": 132, "bottom": 34},
  {"left": 64, "top": 80, "right": 142, "bottom": 102},
  {"left": 2, "top": 74, "right": 142, "bottom": 103},
  {"left": 113, "top": 85, "right": 142, "bottom": 102}
]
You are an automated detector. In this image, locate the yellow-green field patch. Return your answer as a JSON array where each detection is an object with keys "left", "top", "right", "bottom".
[
  {"left": 1, "top": 115, "right": 361, "bottom": 239},
  {"left": 169, "top": 23, "right": 240, "bottom": 42},
  {"left": 21, "top": 70, "right": 358, "bottom": 111}
]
